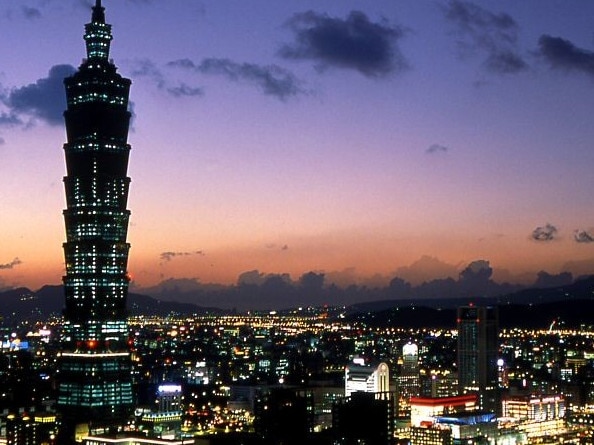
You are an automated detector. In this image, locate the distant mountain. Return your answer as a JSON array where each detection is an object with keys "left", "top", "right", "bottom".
[
  {"left": 347, "top": 275, "right": 594, "bottom": 313},
  {"left": 347, "top": 299, "right": 594, "bottom": 330},
  {"left": 0, "top": 285, "right": 221, "bottom": 326},
  {"left": 0, "top": 276, "right": 593, "bottom": 327},
  {"left": 346, "top": 276, "right": 594, "bottom": 329}
]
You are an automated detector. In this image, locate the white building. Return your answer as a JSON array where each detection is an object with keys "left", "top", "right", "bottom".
[{"left": 344, "top": 360, "right": 389, "bottom": 397}]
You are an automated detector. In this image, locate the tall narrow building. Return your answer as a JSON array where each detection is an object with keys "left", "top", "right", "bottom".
[
  {"left": 56, "top": 1, "right": 134, "bottom": 441},
  {"left": 457, "top": 306, "right": 499, "bottom": 414}
]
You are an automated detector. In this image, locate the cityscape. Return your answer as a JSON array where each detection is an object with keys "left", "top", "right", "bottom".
[{"left": 1, "top": 1, "right": 594, "bottom": 444}]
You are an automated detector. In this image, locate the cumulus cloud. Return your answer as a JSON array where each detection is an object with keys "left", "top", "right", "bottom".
[
  {"left": 3, "top": 64, "right": 76, "bottom": 126},
  {"left": 160, "top": 250, "right": 205, "bottom": 262},
  {"left": 574, "top": 229, "right": 594, "bottom": 243},
  {"left": 426, "top": 143, "right": 449, "bottom": 154},
  {"left": 0, "top": 258, "right": 22, "bottom": 270},
  {"left": 534, "top": 270, "right": 572, "bottom": 289},
  {"left": 168, "top": 58, "right": 305, "bottom": 100},
  {"left": 531, "top": 223, "right": 558, "bottom": 242},
  {"left": 279, "top": 10, "right": 407, "bottom": 77},
  {"left": 443, "top": 1, "right": 528, "bottom": 74},
  {"left": 238, "top": 270, "right": 266, "bottom": 286},
  {"left": 394, "top": 256, "right": 460, "bottom": 285},
  {"left": 537, "top": 35, "right": 594, "bottom": 77}
]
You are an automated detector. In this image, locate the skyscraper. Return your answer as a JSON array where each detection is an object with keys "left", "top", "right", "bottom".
[
  {"left": 457, "top": 306, "right": 499, "bottom": 413},
  {"left": 56, "top": 1, "right": 134, "bottom": 441}
]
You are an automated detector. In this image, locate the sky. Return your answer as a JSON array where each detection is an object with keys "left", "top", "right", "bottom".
[{"left": 1, "top": 0, "right": 594, "bottom": 293}]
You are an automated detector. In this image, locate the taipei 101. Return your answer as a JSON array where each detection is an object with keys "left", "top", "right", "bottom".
[{"left": 0, "top": 1, "right": 593, "bottom": 444}]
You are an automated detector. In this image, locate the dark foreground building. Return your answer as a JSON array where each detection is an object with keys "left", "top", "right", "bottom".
[{"left": 56, "top": 1, "right": 134, "bottom": 442}]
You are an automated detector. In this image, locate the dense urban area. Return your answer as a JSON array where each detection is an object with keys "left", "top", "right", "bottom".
[{"left": 1, "top": 300, "right": 594, "bottom": 444}]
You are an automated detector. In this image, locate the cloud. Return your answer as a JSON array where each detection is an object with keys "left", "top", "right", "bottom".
[
  {"left": 166, "top": 83, "right": 204, "bottom": 98},
  {"left": 22, "top": 6, "right": 41, "bottom": 20},
  {"left": 160, "top": 250, "right": 205, "bottom": 262},
  {"left": 279, "top": 10, "right": 407, "bottom": 77},
  {"left": 3, "top": 64, "right": 76, "bottom": 126},
  {"left": 0, "top": 112, "right": 22, "bottom": 127},
  {"left": 130, "top": 58, "right": 203, "bottom": 98},
  {"left": 443, "top": 1, "right": 528, "bottom": 75},
  {"left": 0, "top": 137, "right": 5, "bottom": 145},
  {"left": 574, "top": 229, "right": 594, "bottom": 243},
  {"left": 531, "top": 223, "right": 558, "bottom": 242},
  {"left": 129, "top": 58, "right": 166, "bottom": 89},
  {"left": 537, "top": 35, "right": 594, "bottom": 77},
  {"left": 394, "top": 255, "right": 461, "bottom": 285},
  {"left": 426, "top": 143, "right": 449, "bottom": 154},
  {"left": 168, "top": 58, "right": 305, "bottom": 100},
  {"left": 533, "top": 271, "right": 572, "bottom": 289},
  {"left": 265, "top": 243, "right": 289, "bottom": 251},
  {"left": 0, "top": 258, "right": 22, "bottom": 270}
]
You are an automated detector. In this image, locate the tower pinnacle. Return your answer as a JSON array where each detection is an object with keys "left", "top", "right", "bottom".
[
  {"left": 85, "top": 0, "right": 112, "bottom": 60},
  {"left": 92, "top": 0, "right": 105, "bottom": 24}
]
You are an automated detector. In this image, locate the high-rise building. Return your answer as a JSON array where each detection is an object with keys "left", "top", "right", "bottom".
[
  {"left": 396, "top": 342, "right": 421, "bottom": 416},
  {"left": 344, "top": 359, "right": 390, "bottom": 397},
  {"left": 457, "top": 306, "right": 499, "bottom": 413},
  {"left": 56, "top": 1, "right": 134, "bottom": 441}
]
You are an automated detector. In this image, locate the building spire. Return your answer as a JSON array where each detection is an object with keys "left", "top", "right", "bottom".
[
  {"left": 85, "top": 0, "right": 112, "bottom": 60},
  {"left": 92, "top": 0, "right": 105, "bottom": 24}
]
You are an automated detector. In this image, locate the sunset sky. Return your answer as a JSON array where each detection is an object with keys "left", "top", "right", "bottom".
[{"left": 1, "top": 0, "right": 594, "bottom": 291}]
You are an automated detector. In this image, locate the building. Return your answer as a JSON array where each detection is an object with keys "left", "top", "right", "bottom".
[
  {"left": 410, "top": 400, "right": 496, "bottom": 445},
  {"left": 501, "top": 394, "right": 567, "bottom": 440},
  {"left": 332, "top": 391, "right": 394, "bottom": 445},
  {"left": 253, "top": 387, "right": 314, "bottom": 444},
  {"left": 344, "top": 359, "right": 390, "bottom": 397},
  {"left": 56, "top": 1, "right": 135, "bottom": 442},
  {"left": 457, "top": 306, "right": 499, "bottom": 413},
  {"left": 138, "top": 384, "right": 183, "bottom": 439},
  {"left": 5, "top": 413, "right": 57, "bottom": 445},
  {"left": 410, "top": 395, "right": 477, "bottom": 428},
  {"left": 396, "top": 343, "right": 420, "bottom": 416}
]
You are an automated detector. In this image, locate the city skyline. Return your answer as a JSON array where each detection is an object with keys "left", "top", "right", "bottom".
[{"left": 1, "top": 0, "right": 594, "bottom": 293}]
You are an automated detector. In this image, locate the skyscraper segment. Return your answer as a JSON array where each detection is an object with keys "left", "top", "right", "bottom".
[
  {"left": 56, "top": 0, "right": 134, "bottom": 440},
  {"left": 457, "top": 305, "right": 499, "bottom": 413}
]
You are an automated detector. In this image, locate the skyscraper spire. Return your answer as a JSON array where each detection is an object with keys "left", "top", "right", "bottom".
[
  {"left": 85, "top": 0, "right": 111, "bottom": 59},
  {"left": 92, "top": 0, "right": 105, "bottom": 24}
]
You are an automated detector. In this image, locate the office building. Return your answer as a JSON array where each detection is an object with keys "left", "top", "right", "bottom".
[
  {"left": 56, "top": 1, "right": 135, "bottom": 442},
  {"left": 457, "top": 306, "right": 498, "bottom": 413},
  {"left": 410, "top": 395, "right": 477, "bottom": 428},
  {"left": 396, "top": 343, "right": 420, "bottom": 416},
  {"left": 344, "top": 359, "right": 390, "bottom": 397}
]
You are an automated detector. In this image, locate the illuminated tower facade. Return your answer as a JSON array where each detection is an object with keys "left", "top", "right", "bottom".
[
  {"left": 457, "top": 306, "right": 499, "bottom": 413},
  {"left": 57, "top": 0, "right": 134, "bottom": 440}
]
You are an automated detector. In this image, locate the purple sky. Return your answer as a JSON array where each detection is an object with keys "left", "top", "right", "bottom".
[{"left": 0, "top": 0, "right": 594, "bottom": 292}]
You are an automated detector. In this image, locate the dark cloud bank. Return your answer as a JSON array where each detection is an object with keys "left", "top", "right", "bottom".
[
  {"left": 537, "top": 35, "right": 594, "bottom": 77},
  {"left": 1, "top": 64, "right": 76, "bottom": 127},
  {"left": 133, "top": 259, "right": 593, "bottom": 311},
  {"left": 279, "top": 10, "right": 408, "bottom": 77}
]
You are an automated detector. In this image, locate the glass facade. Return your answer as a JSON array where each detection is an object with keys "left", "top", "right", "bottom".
[{"left": 57, "top": 0, "right": 134, "bottom": 436}]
